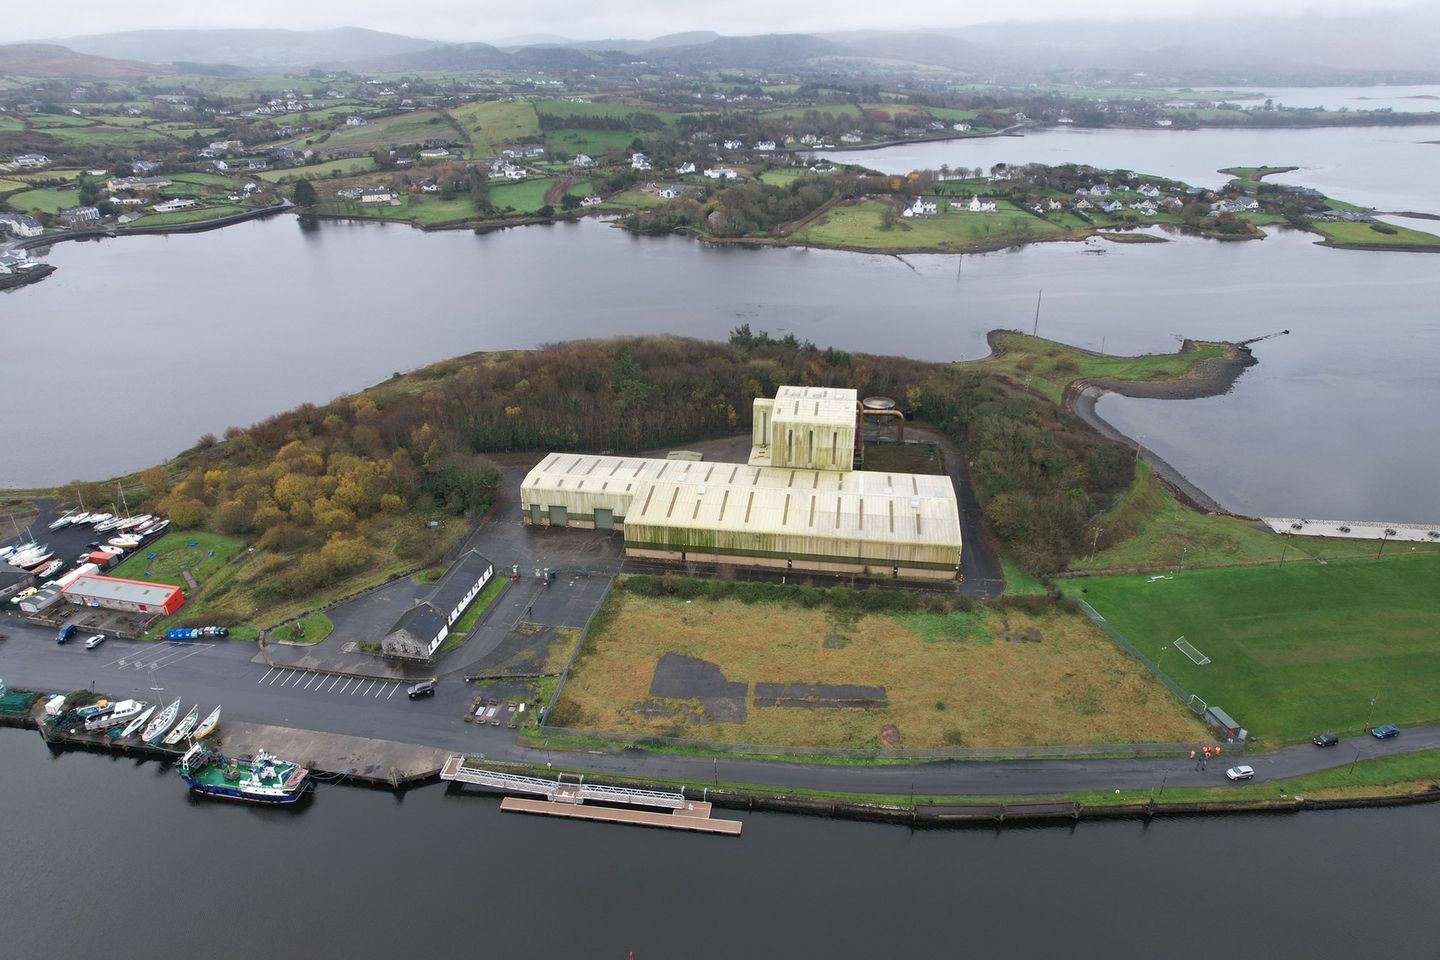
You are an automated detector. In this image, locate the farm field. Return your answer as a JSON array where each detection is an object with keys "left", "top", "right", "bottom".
[
  {"left": 795, "top": 199, "right": 1077, "bottom": 252},
  {"left": 446, "top": 100, "right": 540, "bottom": 156},
  {"left": 318, "top": 193, "right": 480, "bottom": 225},
  {"left": 120, "top": 204, "right": 245, "bottom": 227},
  {"left": 6, "top": 187, "right": 80, "bottom": 214},
  {"left": 320, "top": 111, "right": 457, "bottom": 150},
  {"left": 258, "top": 157, "right": 378, "bottom": 182},
  {"left": 551, "top": 585, "right": 1207, "bottom": 750},
  {"left": 1078, "top": 554, "right": 1440, "bottom": 743}
]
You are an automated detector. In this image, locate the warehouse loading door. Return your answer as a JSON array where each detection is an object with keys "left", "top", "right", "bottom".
[
  {"left": 594, "top": 508, "right": 614, "bottom": 530},
  {"left": 548, "top": 505, "right": 568, "bottom": 527},
  {"left": 530, "top": 504, "right": 543, "bottom": 525}
]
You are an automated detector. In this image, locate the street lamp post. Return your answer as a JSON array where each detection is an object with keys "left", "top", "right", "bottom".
[{"left": 1364, "top": 697, "right": 1376, "bottom": 734}]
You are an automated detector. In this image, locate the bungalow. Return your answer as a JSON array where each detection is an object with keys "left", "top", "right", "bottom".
[
  {"left": 13, "top": 153, "right": 49, "bottom": 168},
  {"left": 152, "top": 198, "right": 199, "bottom": 213},
  {"left": 951, "top": 122, "right": 972, "bottom": 132},
  {"left": 675, "top": 161, "right": 696, "bottom": 174},
  {"left": 799, "top": 133, "right": 821, "bottom": 145},
  {"left": 208, "top": 139, "right": 243, "bottom": 153},
  {"left": 572, "top": 153, "right": 596, "bottom": 168},
  {"left": 1137, "top": 183, "right": 1161, "bottom": 198},
  {"left": 360, "top": 188, "right": 401, "bottom": 205},
  {"left": 345, "top": 116, "right": 368, "bottom": 126},
  {"left": 499, "top": 164, "right": 526, "bottom": 179},
  {"left": 418, "top": 177, "right": 440, "bottom": 193},
  {"left": 967, "top": 196, "right": 998, "bottom": 213},
  {"left": 1089, "top": 183, "right": 1112, "bottom": 197},
  {"left": 246, "top": 159, "right": 268, "bottom": 170},
  {"left": 579, "top": 195, "right": 604, "bottom": 207},
  {"left": 60, "top": 206, "right": 101, "bottom": 224},
  {"left": 657, "top": 187, "right": 680, "bottom": 199},
  {"left": 1073, "top": 198, "right": 1094, "bottom": 211},
  {"left": 1154, "top": 118, "right": 1174, "bottom": 127},
  {"left": 336, "top": 187, "right": 364, "bottom": 201},
  {"left": 902, "top": 197, "right": 939, "bottom": 218},
  {"left": 1212, "top": 198, "right": 1260, "bottom": 214},
  {"left": 1099, "top": 200, "right": 1125, "bottom": 214},
  {"left": 703, "top": 167, "right": 738, "bottom": 180},
  {"left": 0, "top": 213, "right": 44, "bottom": 238},
  {"left": 1131, "top": 200, "right": 1158, "bottom": 216},
  {"left": 131, "top": 159, "right": 162, "bottom": 174},
  {"left": 212, "top": 159, "right": 231, "bottom": 171},
  {"left": 417, "top": 148, "right": 449, "bottom": 159},
  {"left": 1056, "top": 116, "right": 1074, "bottom": 124},
  {"left": 1159, "top": 196, "right": 1184, "bottom": 210},
  {"left": 631, "top": 152, "right": 652, "bottom": 171},
  {"left": 1074, "top": 187, "right": 1090, "bottom": 197},
  {"left": 755, "top": 140, "right": 777, "bottom": 152},
  {"left": 110, "top": 197, "right": 145, "bottom": 206},
  {"left": 840, "top": 132, "right": 864, "bottom": 144}
]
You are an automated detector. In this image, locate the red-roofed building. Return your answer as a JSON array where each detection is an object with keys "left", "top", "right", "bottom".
[{"left": 62, "top": 574, "right": 185, "bottom": 616}]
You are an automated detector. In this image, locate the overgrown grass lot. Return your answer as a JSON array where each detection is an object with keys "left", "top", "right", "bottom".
[
  {"left": 1078, "top": 553, "right": 1440, "bottom": 743},
  {"left": 551, "top": 579, "right": 1206, "bottom": 750}
]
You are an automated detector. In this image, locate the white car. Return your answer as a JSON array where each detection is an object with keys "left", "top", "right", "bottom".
[
  {"left": 1225, "top": 765, "right": 1255, "bottom": 781},
  {"left": 84, "top": 634, "right": 106, "bottom": 649}
]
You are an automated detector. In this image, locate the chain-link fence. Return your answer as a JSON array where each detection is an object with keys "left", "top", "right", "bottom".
[
  {"left": 1072, "top": 598, "right": 1211, "bottom": 719},
  {"left": 537, "top": 576, "right": 614, "bottom": 724}
]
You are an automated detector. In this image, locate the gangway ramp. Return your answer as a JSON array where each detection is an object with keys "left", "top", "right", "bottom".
[{"left": 440, "top": 755, "right": 687, "bottom": 809}]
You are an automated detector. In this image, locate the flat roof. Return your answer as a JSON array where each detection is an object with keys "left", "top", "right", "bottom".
[{"left": 62, "top": 574, "right": 182, "bottom": 604}]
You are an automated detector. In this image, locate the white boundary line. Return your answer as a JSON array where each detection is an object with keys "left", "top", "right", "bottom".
[{"left": 258, "top": 668, "right": 276, "bottom": 684}]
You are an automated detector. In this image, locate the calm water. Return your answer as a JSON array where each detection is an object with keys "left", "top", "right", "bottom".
[
  {"left": 817, "top": 123, "right": 1440, "bottom": 215},
  {"left": 1, "top": 729, "right": 1436, "bottom": 958},
  {"left": 1190, "top": 84, "right": 1440, "bottom": 113},
  {"left": 4, "top": 216, "right": 1438, "bottom": 521}
]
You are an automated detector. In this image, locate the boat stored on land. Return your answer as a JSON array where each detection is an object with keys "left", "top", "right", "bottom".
[
  {"left": 48, "top": 512, "right": 78, "bottom": 530},
  {"left": 143, "top": 698, "right": 181, "bottom": 744},
  {"left": 192, "top": 705, "right": 221, "bottom": 740},
  {"left": 120, "top": 704, "right": 156, "bottom": 739},
  {"left": 163, "top": 705, "right": 200, "bottom": 745},
  {"left": 85, "top": 699, "right": 146, "bottom": 732},
  {"left": 177, "top": 745, "right": 310, "bottom": 804}
]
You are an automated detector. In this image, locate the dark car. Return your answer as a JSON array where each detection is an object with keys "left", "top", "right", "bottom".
[
  {"left": 407, "top": 681, "right": 436, "bottom": 700},
  {"left": 1313, "top": 733, "right": 1340, "bottom": 747},
  {"left": 1371, "top": 724, "right": 1400, "bottom": 739},
  {"left": 55, "top": 623, "right": 77, "bottom": 644}
]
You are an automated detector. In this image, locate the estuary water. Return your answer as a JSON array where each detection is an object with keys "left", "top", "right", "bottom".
[
  {"left": 1, "top": 730, "right": 1435, "bottom": 959},
  {"left": 4, "top": 215, "right": 1437, "bottom": 522}
]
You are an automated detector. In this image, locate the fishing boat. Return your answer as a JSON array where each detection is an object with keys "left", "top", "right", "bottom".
[
  {"left": 85, "top": 699, "right": 146, "bottom": 732},
  {"left": 192, "top": 705, "right": 221, "bottom": 740},
  {"left": 162, "top": 705, "right": 200, "bottom": 746},
  {"left": 120, "top": 704, "right": 156, "bottom": 739},
  {"left": 177, "top": 745, "right": 310, "bottom": 804},
  {"left": 143, "top": 698, "right": 182, "bottom": 744}
]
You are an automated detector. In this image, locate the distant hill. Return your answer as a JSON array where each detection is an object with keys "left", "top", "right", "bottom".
[
  {"left": 0, "top": 42, "right": 169, "bottom": 79},
  {"left": 55, "top": 27, "right": 436, "bottom": 69},
  {"left": 650, "top": 33, "right": 844, "bottom": 70},
  {"left": 365, "top": 42, "right": 631, "bottom": 73}
]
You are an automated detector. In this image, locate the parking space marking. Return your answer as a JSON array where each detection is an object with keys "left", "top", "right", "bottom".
[
  {"left": 336, "top": 678, "right": 353, "bottom": 694},
  {"left": 259, "top": 668, "right": 276, "bottom": 684},
  {"left": 387, "top": 684, "right": 399, "bottom": 700},
  {"left": 267, "top": 669, "right": 289, "bottom": 686},
  {"left": 326, "top": 675, "right": 343, "bottom": 692},
  {"left": 304, "top": 674, "right": 320, "bottom": 690},
  {"left": 372, "top": 682, "right": 390, "bottom": 698}
]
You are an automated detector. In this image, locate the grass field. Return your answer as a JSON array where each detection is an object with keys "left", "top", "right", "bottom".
[
  {"left": 120, "top": 204, "right": 244, "bottom": 228},
  {"left": 975, "top": 331, "right": 1228, "bottom": 405},
  {"left": 1078, "top": 553, "right": 1440, "bottom": 742},
  {"left": 446, "top": 100, "right": 540, "bottom": 156},
  {"left": 488, "top": 177, "right": 560, "bottom": 215},
  {"left": 111, "top": 531, "right": 245, "bottom": 588},
  {"left": 322, "top": 111, "right": 457, "bottom": 150},
  {"left": 274, "top": 611, "right": 335, "bottom": 645},
  {"left": 6, "top": 187, "right": 79, "bottom": 214},
  {"left": 258, "top": 157, "right": 378, "bottom": 182},
  {"left": 1310, "top": 220, "right": 1440, "bottom": 248},
  {"left": 552, "top": 590, "right": 1206, "bottom": 749},
  {"left": 795, "top": 199, "right": 1075, "bottom": 253},
  {"left": 546, "top": 128, "right": 639, "bottom": 157},
  {"left": 319, "top": 194, "right": 480, "bottom": 225}
]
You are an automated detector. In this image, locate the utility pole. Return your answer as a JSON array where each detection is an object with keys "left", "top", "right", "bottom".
[
  {"left": 1364, "top": 697, "right": 1376, "bottom": 734},
  {"left": 1032, "top": 289, "right": 1043, "bottom": 337}
]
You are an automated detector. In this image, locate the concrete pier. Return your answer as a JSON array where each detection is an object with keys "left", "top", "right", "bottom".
[{"left": 500, "top": 796, "right": 743, "bottom": 835}]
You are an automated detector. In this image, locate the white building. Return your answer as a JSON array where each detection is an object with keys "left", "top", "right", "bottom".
[
  {"left": 967, "top": 196, "right": 997, "bottom": 213},
  {"left": 675, "top": 161, "right": 696, "bottom": 174},
  {"left": 631, "top": 152, "right": 652, "bottom": 171},
  {"left": 703, "top": 167, "right": 738, "bottom": 180},
  {"left": 755, "top": 140, "right": 777, "bottom": 152},
  {"left": 346, "top": 116, "right": 368, "bottom": 126},
  {"left": 0, "top": 213, "right": 44, "bottom": 237},
  {"left": 902, "top": 198, "right": 938, "bottom": 217},
  {"left": 13, "top": 153, "right": 50, "bottom": 168},
  {"left": 572, "top": 154, "right": 595, "bottom": 168},
  {"left": 382, "top": 551, "right": 495, "bottom": 660}
]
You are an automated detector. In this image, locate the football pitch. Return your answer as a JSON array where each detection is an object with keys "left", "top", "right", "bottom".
[{"left": 1077, "top": 553, "right": 1440, "bottom": 743}]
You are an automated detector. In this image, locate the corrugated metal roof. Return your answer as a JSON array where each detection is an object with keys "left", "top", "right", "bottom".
[
  {"left": 772, "top": 385, "right": 858, "bottom": 429},
  {"left": 62, "top": 575, "right": 182, "bottom": 604}
]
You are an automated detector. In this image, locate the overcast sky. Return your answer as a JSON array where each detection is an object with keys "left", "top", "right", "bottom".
[{"left": 7, "top": 0, "right": 1427, "bottom": 45}]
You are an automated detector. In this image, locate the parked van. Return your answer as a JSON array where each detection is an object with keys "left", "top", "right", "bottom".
[{"left": 55, "top": 623, "right": 77, "bottom": 644}]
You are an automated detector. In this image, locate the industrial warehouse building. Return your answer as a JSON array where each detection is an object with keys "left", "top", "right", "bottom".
[
  {"left": 520, "top": 386, "right": 962, "bottom": 580},
  {"left": 382, "top": 550, "right": 495, "bottom": 660},
  {"left": 61, "top": 574, "right": 185, "bottom": 616}
]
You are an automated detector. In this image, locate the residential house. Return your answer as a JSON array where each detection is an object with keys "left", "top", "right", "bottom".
[
  {"left": 703, "top": 167, "right": 738, "bottom": 180},
  {"left": 572, "top": 153, "right": 596, "bottom": 168},
  {"left": 1099, "top": 200, "right": 1124, "bottom": 214},
  {"left": 1089, "top": 183, "right": 1112, "bottom": 197},
  {"left": 967, "top": 196, "right": 998, "bottom": 213},
  {"left": 675, "top": 161, "right": 696, "bottom": 174},
  {"left": 335, "top": 187, "right": 364, "bottom": 201},
  {"left": 208, "top": 139, "right": 243, "bottom": 153},
  {"left": 579, "top": 195, "right": 604, "bottom": 207},
  {"left": 799, "top": 133, "right": 821, "bottom": 145},
  {"left": 657, "top": 187, "right": 680, "bottom": 199},
  {"left": 418, "top": 178, "right": 440, "bottom": 193},
  {"left": 840, "top": 132, "right": 864, "bottom": 144},
  {"left": 1159, "top": 196, "right": 1184, "bottom": 210},
  {"left": 131, "top": 159, "right": 161, "bottom": 174},
  {"left": 0, "top": 213, "right": 44, "bottom": 237},
  {"left": 108, "top": 175, "right": 171, "bottom": 192},
  {"left": 1212, "top": 198, "right": 1260, "bottom": 214},
  {"left": 60, "top": 206, "right": 101, "bottom": 225},
  {"left": 499, "top": 164, "right": 526, "bottom": 179},
  {"left": 360, "top": 188, "right": 401, "bottom": 205},
  {"left": 418, "top": 148, "right": 449, "bottom": 159},
  {"left": 345, "top": 116, "right": 368, "bottom": 126},
  {"left": 1154, "top": 118, "right": 1174, "bottom": 127},
  {"left": 951, "top": 122, "right": 972, "bottom": 132},
  {"left": 722, "top": 139, "right": 744, "bottom": 150},
  {"left": 755, "top": 140, "right": 777, "bottom": 152},
  {"left": 1073, "top": 198, "right": 1094, "bottom": 211},
  {"left": 1056, "top": 116, "right": 1074, "bottom": 124},
  {"left": 152, "top": 198, "right": 199, "bottom": 213},
  {"left": 1137, "top": 183, "right": 1161, "bottom": 198},
  {"left": 631, "top": 152, "right": 652, "bottom": 171},
  {"left": 1074, "top": 187, "right": 1090, "bottom": 197},
  {"left": 902, "top": 198, "right": 939, "bottom": 218},
  {"left": 1131, "top": 200, "right": 1158, "bottom": 216},
  {"left": 13, "top": 153, "right": 49, "bottom": 168},
  {"left": 110, "top": 197, "right": 144, "bottom": 206}
]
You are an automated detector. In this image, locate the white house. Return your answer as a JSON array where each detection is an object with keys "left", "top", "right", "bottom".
[
  {"left": 952, "top": 122, "right": 972, "bottom": 132},
  {"left": 1137, "top": 183, "right": 1161, "bottom": 198},
  {"left": 418, "top": 148, "right": 449, "bottom": 159},
  {"left": 61, "top": 206, "right": 101, "bottom": 224},
  {"left": 1099, "top": 199, "right": 1124, "bottom": 213},
  {"left": 345, "top": 116, "right": 368, "bottom": 126},
  {"left": 840, "top": 132, "right": 864, "bottom": 144},
  {"left": 1056, "top": 116, "right": 1074, "bottom": 125},
  {"left": 967, "top": 196, "right": 998, "bottom": 213},
  {"left": 631, "top": 152, "right": 651, "bottom": 171},
  {"left": 657, "top": 187, "right": 680, "bottom": 199},
  {"left": 500, "top": 164, "right": 526, "bottom": 179},
  {"left": 13, "top": 153, "right": 50, "bottom": 168},
  {"left": 0, "top": 213, "right": 44, "bottom": 237},
  {"left": 755, "top": 140, "right": 777, "bottom": 152},
  {"left": 152, "top": 198, "right": 199, "bottom": 213},
  {"left": 580, "top": 195, "right": 604, "bottom": 207},
  {"left": 675, "top": 161, "right": 696, "bottom": 174},
  {"left": 572, "top": 153, "right": 595, "bottom": 168},
  {"left": 902, "top": 198, "right": 938, "bottom": 218},
  {"left": 381, "top": 551, "right": 494, "bottom": 661},
  {"left": 1089, "top": 183, "right": 1112, "bottom": 197},
  {"left": 723, "top": 139, "right": 744, "bottom": 150},
  {"left": 1154, "top": 118, "right": 1174, "bottom": 127},
  {"left": 1131, "top": 201, "right": 1158, "bottom": 216},
  {"left": 702, "top": 167, "right": 738, "bottom": 180}
]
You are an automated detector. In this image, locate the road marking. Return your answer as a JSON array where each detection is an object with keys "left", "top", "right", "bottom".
[
  {"left": 282, "top": 671, "right": 302, "bottom": 687},
  {"left": 386, "top": 684, "right": 399, "bottom": 700},
  {"left": 326, "top": 675, "right": 343, "bottom": 692},
  {"left": 354, "top": 680, "right": 371, "bottom": 696},
  {"left": 304, "top": 674, "right": 320, "bottom": 690},
  {"left": 336, "top": 678, "right": 353, "bottom": 694},
  {"left": 259, "top": 668, "right": 276, "bottom": 684},
  {"left": 372, "top": 682, "right": 390, "bottom": 698},
  {"left": 266, "top": 670, "right": 287, "bottom": 686}
]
